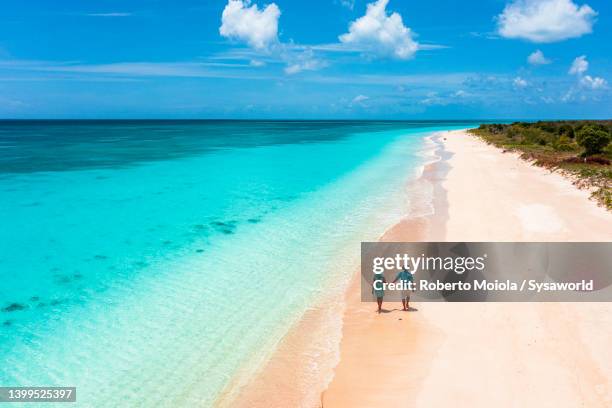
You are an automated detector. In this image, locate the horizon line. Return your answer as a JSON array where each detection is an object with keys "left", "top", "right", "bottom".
[{"left": 0, "top": 118, "right": 609, "bottom": 122}]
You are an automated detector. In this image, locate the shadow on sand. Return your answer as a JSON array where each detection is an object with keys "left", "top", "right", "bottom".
[{"left": 377, "top": 306, "right": 419, "bottom": 314}]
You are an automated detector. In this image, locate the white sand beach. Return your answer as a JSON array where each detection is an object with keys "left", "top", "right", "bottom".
[{"left": 322, "top": 129, "right": 612, "bottom": 407}]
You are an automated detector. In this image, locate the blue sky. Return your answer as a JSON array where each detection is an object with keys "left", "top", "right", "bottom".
[{"left": 0, "top": 0, "right": 610, "bottom": 119}]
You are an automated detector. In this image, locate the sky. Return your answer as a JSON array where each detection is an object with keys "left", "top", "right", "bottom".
[{"left": 0, "top": 0, "right": 610, "bottom": 119}]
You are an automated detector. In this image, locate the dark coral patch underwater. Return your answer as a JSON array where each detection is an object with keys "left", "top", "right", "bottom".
[{"left": 2, "top": 303, "right": 27, "bottom": 312}]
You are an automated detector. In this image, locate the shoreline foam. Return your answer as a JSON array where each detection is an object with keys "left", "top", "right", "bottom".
[{"left": 320, "top": 133, "right": 449, "bottom": 407}]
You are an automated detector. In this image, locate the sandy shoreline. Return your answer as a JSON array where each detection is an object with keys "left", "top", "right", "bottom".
[
  {"left": 323, "top": 129, "right": 612, "bottom": 407},
  {"left": 218, "top": 130, "right": 442, "bottom": 407},
  {"left": 224, "top": 129, "right": 612, "bottom": 407}
]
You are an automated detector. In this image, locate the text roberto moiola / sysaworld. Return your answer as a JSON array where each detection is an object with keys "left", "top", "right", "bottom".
[{"left": 371, "top": 253, "right": 594, "bottom": 293}]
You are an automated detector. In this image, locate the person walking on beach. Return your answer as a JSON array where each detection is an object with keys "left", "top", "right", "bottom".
[
  {"left": 393, "top": 267, "right": 414, "bottom": 311},
  {"left": 372, "top": 273, "right": 386, "bottom": 313}
]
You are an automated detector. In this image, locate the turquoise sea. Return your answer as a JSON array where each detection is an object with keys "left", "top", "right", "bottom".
[{"left": 0, "top": 120, "right": 474, "bottom": 406}]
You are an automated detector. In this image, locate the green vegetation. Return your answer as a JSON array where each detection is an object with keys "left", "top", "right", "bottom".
[
  {"left": 470, "top": 121, "right": 612, "bottom": 209},
  {"left": 576, "top": 125, "right": 611, "bottom": 157}
]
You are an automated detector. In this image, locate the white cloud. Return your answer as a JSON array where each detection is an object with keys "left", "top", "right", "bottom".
[
  {"left": 87, "top": 12, "right": 132, "bottom": 17},
  {"left": 497, "top": 0, "right": 597, "bottom": 43},
  {"left": 219, "top": 0, "right": 280, "bottom": 49},
  {"left": 338, "top": 0, "right": 355, "bottom": 10},
  {"left": 513, "top": 76, "right": 528, "bottom": 88},
  {"left": 284, "top": 59, "right": 326, "bottom": 75},
  {"left": 569, "top": 55, "right": 588, "bottom": 75},
  {"left": 580, "top": 75, "right": 606, "bottom": 89},
  {"left": 527, "top": 49, "right": 551, "bottom": 65},
  {"left": 418, "top": 89, "right": 474, "bottom": 106},
  {"left": 283, "top": 48, "right": 327, "bottom": 75},
  {"left": 249, "top": 59, "right": 266, "bottom": 67},
  {"left": 10, "top": 61, "right": 258, "bottom": 80},
  {"left": 339, "top": 0, "right": 419, "bottom": 59},
  {"left": 562, "top": 55, "right": 607, "bottom": 101},
  {"left": 0, "top": 96, "right": 26, "bottom": 108},
  {"left": 561, "top": 88, "right": 574, "bottom": 102},
  {"left": 352, "top": 94, "right": 369, "bottom": 103}
]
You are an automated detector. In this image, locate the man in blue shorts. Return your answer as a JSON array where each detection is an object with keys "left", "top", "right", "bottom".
[{"left": 393, "top": 267, "right": 414, "bottom": 311}]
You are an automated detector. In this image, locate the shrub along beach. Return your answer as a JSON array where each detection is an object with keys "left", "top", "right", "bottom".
[{"left": 471, "top": 121, "right": 612, "bottom": 209}]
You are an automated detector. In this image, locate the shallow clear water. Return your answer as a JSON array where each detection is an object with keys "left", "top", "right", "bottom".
[{"left": 0, "top": 121, "right": 474, "bottom": 406}]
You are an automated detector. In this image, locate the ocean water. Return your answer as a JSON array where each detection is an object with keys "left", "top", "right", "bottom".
[{"left": 0, "top": 120, "right": 473, "bottom": 406}]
